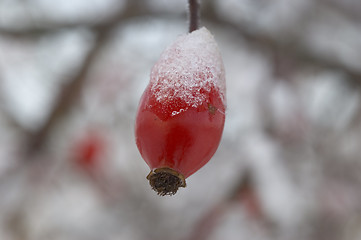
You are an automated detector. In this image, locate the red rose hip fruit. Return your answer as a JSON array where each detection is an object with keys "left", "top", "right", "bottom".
[{"left": 135, "top": 27, "right": 226, "bottom": 196}]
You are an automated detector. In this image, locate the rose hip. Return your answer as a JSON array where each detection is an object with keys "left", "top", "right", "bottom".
[{"left": 135, "top": 28, "right": 226, "bottom": 195}]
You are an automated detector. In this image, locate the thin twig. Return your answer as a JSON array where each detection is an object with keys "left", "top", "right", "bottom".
[{"left": 188, "top": 0, "right": 200, "bottom": 32}]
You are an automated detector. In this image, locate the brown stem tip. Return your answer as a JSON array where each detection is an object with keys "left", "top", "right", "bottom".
[{"left": 147, "top": 168, "right": 186, "bottom": 196}]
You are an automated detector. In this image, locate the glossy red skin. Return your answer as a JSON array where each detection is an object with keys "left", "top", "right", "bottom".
[{"left": 135, "top": 85, "right": 225, "bottom": 178}]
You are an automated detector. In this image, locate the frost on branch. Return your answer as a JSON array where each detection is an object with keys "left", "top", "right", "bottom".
[{"left": 148, "top": 27, "right": 226, "bottom": 116}]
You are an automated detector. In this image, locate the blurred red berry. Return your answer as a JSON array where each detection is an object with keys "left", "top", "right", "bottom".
[
  {"left": 135, "top": 28, "right": 226, "bottom": 195},
  {"left": 73, "top": 131, "right": 105, "bottom": 170}
]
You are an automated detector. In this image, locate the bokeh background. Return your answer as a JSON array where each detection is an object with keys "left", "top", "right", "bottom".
[{"left": 1, "top": 0, "right": 361, "bottom": 239}]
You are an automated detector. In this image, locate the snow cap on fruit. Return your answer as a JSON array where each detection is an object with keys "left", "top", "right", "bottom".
[{"left": 150, "top": 27, "right": 226, "bottom": 113}]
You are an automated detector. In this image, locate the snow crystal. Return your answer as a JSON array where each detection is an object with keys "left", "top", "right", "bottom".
[{"left": 149, "top": 27, "right": 226, "bottom": 109}]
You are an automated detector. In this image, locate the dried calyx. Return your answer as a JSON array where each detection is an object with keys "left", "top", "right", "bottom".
[{"left": 147, "top": 168, "right": 186, "bottom": 196}]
